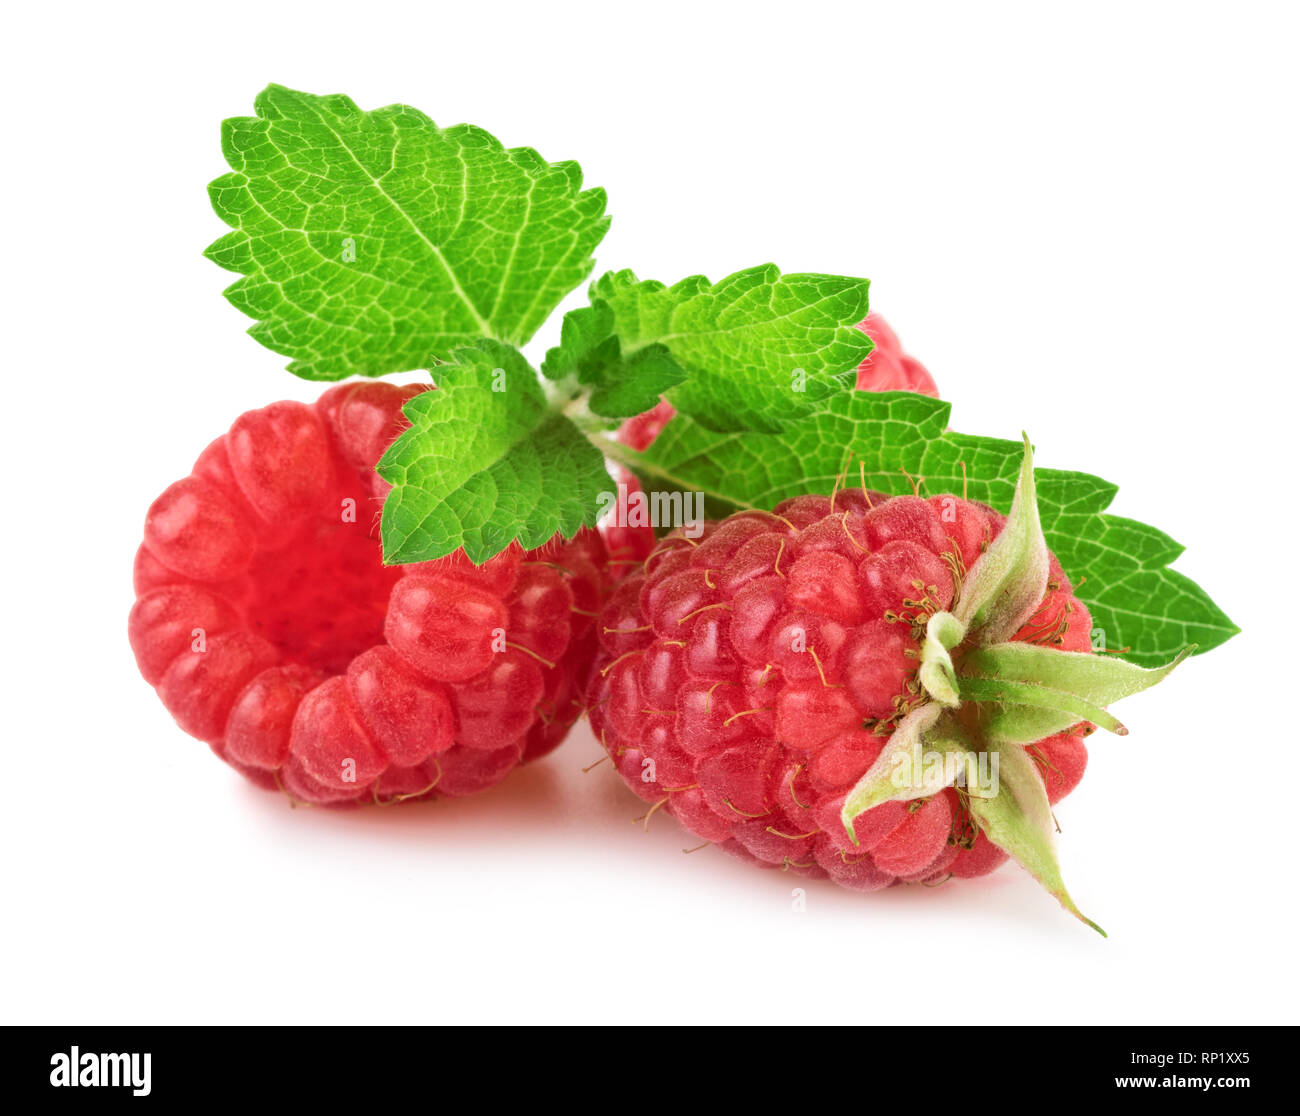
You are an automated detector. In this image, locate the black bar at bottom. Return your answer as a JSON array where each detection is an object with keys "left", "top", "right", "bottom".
[{"left": 0, "top": 1025, "right": 1285, "bottom": 1102}]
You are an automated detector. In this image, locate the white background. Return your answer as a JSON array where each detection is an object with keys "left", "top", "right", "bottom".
[{"left": 4, "top": 0, "right": 1296, "bottom": 1025}]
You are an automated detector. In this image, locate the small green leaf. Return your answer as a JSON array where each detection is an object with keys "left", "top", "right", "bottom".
[
  {"left": 551, "top": 267, "right": 872, "bottom": 434},
  {"left": 377, "top": 342, "right": 611, "bottom": 564},
  {"left": 953, "top": 434, "right": 1049, "bottom": 644},
  {"left": 539, "top": 282, "right": 686, "bottom": 420},
  {"left": 586, "top": 347, "right": 684, "bottom": 420},
  {"left": 207, "top": 84, "right": 608, "bottom": 380},
  {"left": 969, "top": 742, "right": 1106, "bottom": 935}
]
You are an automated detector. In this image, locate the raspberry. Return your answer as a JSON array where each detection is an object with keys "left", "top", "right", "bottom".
[
  {"left": 588, "top": 489, "right": 1094, "bottom": 888},
  {"left": 613, "top": 313, "right": 938, "bottom": 452},
  {"left": 129, "top": 382, "right": 617, "bottom": 806},
  {"left": 855, "top": 311, "right": 939, "bottom": 396},
  {"left": 1027, "top": 727, "right": 1092, "bottom": 805},
  {"left": 616, "top": 398, "right": 676, "bottom": 452}
]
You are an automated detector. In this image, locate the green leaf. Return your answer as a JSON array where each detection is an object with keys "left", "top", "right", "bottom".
[
  {"left": 611, "top": 390, "right": 1238, "bottom": 667},
  {"left": 539, "top": 277, "right": 686, "bottom": 419},
  {"left": 206, "top": 84, "right": 609, "bottom": 380},
  {"left": 376, "top": 342, "right": 611, "bottom": 564},
  {"left": 546, "top": 267, "right": 872, "bottom": 434},
  {"left": 968, "top": 742, "right": 1106, "bottom": 935}
]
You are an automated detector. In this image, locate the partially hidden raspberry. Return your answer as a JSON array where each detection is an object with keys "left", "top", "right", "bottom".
[
  {"left": 855, "top": 312, "right": 938, "bottom": 395},
  {"left": 617, "top": 398, "right": 676, "bottom": 453},
  {"left": 614, "top": 313, "right": 937, "bottom": 452},
  {"left": 587, "top": 489, "right": 1092, "bottom": 889},
  {"left": 130, "top": 382, "right": 629, "bottom": 806}
]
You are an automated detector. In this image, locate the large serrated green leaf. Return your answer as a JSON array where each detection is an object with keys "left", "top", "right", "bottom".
[
  {"left": 377, "top": 342, "right": 611, "bottom": 564},
  {"left": 544, "top": 266, "right": 872, "bottom": 433},
  {"left": 607, "top": 390, "right": 1237, "bottom": 667},
  {"left": 206, "top": 84, "right": 608, "bottom": 380}
]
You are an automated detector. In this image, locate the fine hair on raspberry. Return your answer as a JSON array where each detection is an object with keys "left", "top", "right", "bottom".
[{"left": 587, "top": 486, "right": 1095, "bottom": 887}]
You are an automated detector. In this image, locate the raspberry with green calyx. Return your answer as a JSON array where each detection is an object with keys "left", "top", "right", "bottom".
[{"left": 588, "top": 438, "right": 1190, "bottom": 931}]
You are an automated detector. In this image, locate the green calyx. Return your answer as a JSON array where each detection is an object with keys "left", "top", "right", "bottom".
[{"left": 841, "top": 437, "right": 1193, "bottom": 934}]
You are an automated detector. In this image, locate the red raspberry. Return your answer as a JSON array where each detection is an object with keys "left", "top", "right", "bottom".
[
  {"left": 1027, "top": 726, "right": 1092, "bottom": 805},
  {"left": 616, "top": 398, "right": 676, "bottom": 452},
  {"left": 129, "top": 382, "right": 616, "bottom": 806},
  {"left": 588, "top": 490, "right": 1093, "bottom": 888},
  {"left": 855, "top": 312, "right": 938, "bottom": 395}
]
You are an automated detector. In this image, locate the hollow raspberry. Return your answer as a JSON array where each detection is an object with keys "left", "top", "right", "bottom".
[
  {"left": 588, "top": 488, "right": 1096, "bottom": 892},
  {"left": 130, "top": 382, "right": 619, "bottom": 806}
]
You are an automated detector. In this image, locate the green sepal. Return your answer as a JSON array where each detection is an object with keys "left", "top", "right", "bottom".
[
  {"left": 953, "top": 433, "right": 1049, "bottom": 645},
  {"left": 967, "top": 741, "right": 1106, "bottom": 936},
  {"left": 976, "top": 704, "right": 1091, "bottom": 746},
  {"left": 919, "top": 610, "right": 965, "bottom": 707},
  {"left": 840, "top": 705, "right": 970, "bottom": 843},
  {"left": 963, "top": 642, "right": 1195, "bottom": 708},
  {"left": 957, "top": 642, "right": 1194, "bottom": 739},
  {"left": 958, "top": 676, "right": 1128, "bottom": 735}
]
